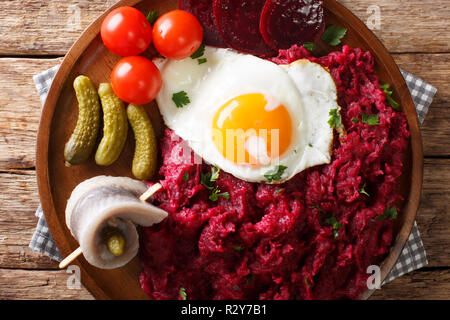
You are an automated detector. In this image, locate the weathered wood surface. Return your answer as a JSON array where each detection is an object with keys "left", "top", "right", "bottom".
[
  {"left": 0, "top": 268, "right": 448, "bottom": 300},
  {"left": 0, "top": 1, "right": 448, "bottom": 55},
  {"left": 0, "top": 0, "right": 448, "bottom": 300}
]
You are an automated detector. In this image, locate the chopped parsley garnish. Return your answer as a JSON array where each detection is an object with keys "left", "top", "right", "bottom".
[
  {"left": 308, "top": 143, "right": 313, "bottom": 147},
  {"left": 321, "top": 25, "right": 347, "bottom": 46},
  {"left": 380, "top": 83, "right": 400, "bottom": 110},
  {"left": 359, "top": 183, "right": 370, "bottom": 196},
  {"left": 191, "top": 44, "right": 208, "bottom": 64},
  {"left": 303, "top": 42, "right": 315, "bottom": 52},
  {"left": 328, "top": 109, "right": 342, "bottom": 128},
  {"left": 182, "top": 172, "right": 189, "bottom": 181},
  {"left": 376, "top": 206, "right": 398, "bottom": 221},
  {"left": 191, "top": 44, "right": 205, "bottom": 59},
  {"left": 322, "top": 214, "right": 342, "bottom": 239},
  {"left": 179, "top": 287, "right": 187, "bottom": 300},
  {"left": 172, "top": 91, "right": 190, "bottom": 108},
  {"left": 209, "top": 188, "right": 230, "bottom": 201},
  {"left": 201, "top": 167, "right": 229, "bottom": 201},
  {"left": 361, "top": 113, "right": 380, "bottom": 125},
  {"left": 146, "top": 10, "right": 159, "bottom": 26},
  {"left": 325, "top": 216, "right": 342, "bottom": 231},
  {"left": 352, "top": 118, "right": 359, "bottom": 123},
  {"left": 304, "top": 277, "right": 311, "bottom": 289},
  {"left": 234, "top": 246, "right": 245, "bottom": 251},
  {"left": 246, "top": 274, "right": 255, "bottom": 285},
  {"left": 264, "top": 165, "right": 287, "bottom": 183},
  {"left": 276, "top": 188, "right": 284, "bottom": 195}
]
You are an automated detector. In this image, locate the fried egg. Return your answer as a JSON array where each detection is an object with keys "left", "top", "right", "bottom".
[{"left": 154, "top": 47, "right": 339, "bottom": 183}]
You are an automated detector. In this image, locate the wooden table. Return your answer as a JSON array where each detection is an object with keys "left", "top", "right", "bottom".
[{"left": 0, "top": 0, "right": 449, "bottom": 300}]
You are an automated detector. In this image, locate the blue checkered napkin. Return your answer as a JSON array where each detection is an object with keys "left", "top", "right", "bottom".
[{"left": 29, "top": 66, "right": 435, "bottom": 285}]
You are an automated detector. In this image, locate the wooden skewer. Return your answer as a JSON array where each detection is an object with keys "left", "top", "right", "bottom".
[{"left": 58, "top": 182, "right": 163, "bottom": 269}]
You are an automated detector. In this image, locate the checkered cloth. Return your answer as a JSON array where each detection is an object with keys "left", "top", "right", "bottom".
[{"left": 30, "top": 66, "right": 436, "bottom": 285}]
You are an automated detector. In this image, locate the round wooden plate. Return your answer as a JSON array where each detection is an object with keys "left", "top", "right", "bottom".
[{"left": 36, "top": 0, "right": 423, "bottom": 300}]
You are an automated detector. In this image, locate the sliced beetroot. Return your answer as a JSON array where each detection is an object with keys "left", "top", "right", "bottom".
[
  {"left": 260, "top": 0, "right": 325, "bottom": 50},
  {"left": 213, "top": 0, "right": 276, "bottom": 57},
  {"left": 179, "top": 0, "right": 226, "bottom": 47}
]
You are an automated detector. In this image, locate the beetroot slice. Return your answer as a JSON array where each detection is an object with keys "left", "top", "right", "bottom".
[
  {"left": 260, "top": 0, "right": 325, "bottom": 50},
  {"left": 213, "top": 0, "right": 276, "bottom": 57},
  {"left": 179, "top": 0, "right": 226, "bottom": 47}
]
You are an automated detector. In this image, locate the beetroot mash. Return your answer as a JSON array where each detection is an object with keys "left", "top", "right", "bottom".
[{"left": 139, "top": 45, "right": 410, "bottom": 300}]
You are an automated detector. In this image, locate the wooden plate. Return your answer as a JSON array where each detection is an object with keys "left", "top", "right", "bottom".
[{"left": 36, "top": 0, "right": 423, "bottom": 300}]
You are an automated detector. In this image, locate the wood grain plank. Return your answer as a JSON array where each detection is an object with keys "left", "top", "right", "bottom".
[
  {"left": 0, "top": 267, "right": 447, "bottom": 300},
  {"left": 0, "top": 158, "right": 448, "bottom": 270},
  {"left": 0, "top": 53, "right": 448, "bottom": 172},
  {"left": 0, "top": 0, "right": 448, "bottom": 55},
  {"left": 0, "top": 268, "right": 93, "bottom": 299},
  {"left": 371, "top": 269, "right": 450, "bottom": 300},
  {"left": 0, "top": 170, "right": 58, "bottom": 269},
  {"left": 0, "top": 57, "right": 63, "bottom": 170}
]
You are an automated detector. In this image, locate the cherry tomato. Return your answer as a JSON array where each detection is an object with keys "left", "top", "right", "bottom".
[
  {"left": 152, "top": 10, "right": 203, "bottom": 60},
  {"left": 101, "top": 6, "right": 152, "bottom": 56},
  {"left": 111, "top": 56, "right": 162, "bottom": 105}
]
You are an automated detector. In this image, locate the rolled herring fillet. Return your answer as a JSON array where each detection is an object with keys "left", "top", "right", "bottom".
[{"left": 65, "top": 176, "right": 167, "bottom": 269}]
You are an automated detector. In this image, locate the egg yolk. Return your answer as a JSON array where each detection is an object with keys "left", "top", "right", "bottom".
[{"left": 212, "top": 93, "right": 292, "bottom": 165}]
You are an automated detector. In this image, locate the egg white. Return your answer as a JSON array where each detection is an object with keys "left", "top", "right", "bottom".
[{"left": 154, "top": 47, "right": 339, "bottom": 183}]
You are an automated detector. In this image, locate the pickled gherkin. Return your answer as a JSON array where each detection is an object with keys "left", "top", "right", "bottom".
[
  {"left": 64, "top": 76, "right": 101, "bottom": 166},
  {"left": 127, "top": 104, "right": 158, "bottom": 180},
  {"left": 95, "top": 83, "right": 128, "bottom": 166}
]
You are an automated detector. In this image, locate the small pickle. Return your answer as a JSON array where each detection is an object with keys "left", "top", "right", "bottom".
[
  {"left": 64, "top": 75, "right": 101, "bottom": 166},
  {"left": 127, "top": 104, "right": 158, "bottom": 180},
  {"left": 103, "top": 227, "right": 126, "bottom": 257},
  {"left": 95, "top": 83, "right": 128, "bottom": 166}
]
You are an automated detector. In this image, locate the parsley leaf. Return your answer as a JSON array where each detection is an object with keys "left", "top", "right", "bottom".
[
  {"left": 304, "top": 277, "right": 311, "bottom": 289},
  {"left": 362, "top": 113, "right": 380, "bottom": 125},
  {"left": 276, "top": 188, "right": 284, "bottom": 195},
  {"left": 328, "top": 109, "right": 342, "bottom": 128},
  {"left": 209, "top": 188, "right": 229, "bottom": 201},
  {"left": 303, "top": 42, "right": 315, "bottom": 52},
  {"left": 172, "top": 91, "right": 190, "bottom": 108},
  {"left": 146, "top": 10, "right": 159, "bottom": 26},
  {"left": 324, "top": 215, "right": 342, "bottom": 239},
  {"left": 247, "top": 274, "right": 255, "bottom": 285},
  {"left": 359, "top": 183, "right": 370, "bottom": 196},
  {"left": 198, "top": 58, "right": 207, "bottom": 64},
  {"left": 179, "top": 287, "right": 187, "bottom": 300},
  {"left": 234, "top": 246, "right": 245, "bottom": 251},
  {"left": 308, "top": 143, "right": 313, "bottom": 147},
  {"left": 380, "top": 83, "right": 400, "bottom": 110},
  {"left": 191, "top": 44, "right": 205, "bottom": 59},
  {"left": 182, "top": 172, "right": 189, "bottom": 182},
  {"left": 264, "top": 165, "right": 287, "bottom": 183},
  {"left": 202, "top": 167, "right": 229, "bottom": 201},
  {"left": 322, "top": 25, "right": 347, "bottom": 46},
  {"left": 376, "top": 206, "right": 398, "bottom": 221},
  {"left": 352, "top": 118, "right": 359, "bottom": 123}
]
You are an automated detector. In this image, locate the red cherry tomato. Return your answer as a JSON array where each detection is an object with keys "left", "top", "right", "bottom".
[
  {"left": 152, "top": 10, "right": 203, "bottom": 60},
  {"left": 111, "top": 56, "right": 162, "bottom": 105},
  {"left": 101, "top": 6, "right": 152, "bottom": 56}
]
